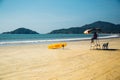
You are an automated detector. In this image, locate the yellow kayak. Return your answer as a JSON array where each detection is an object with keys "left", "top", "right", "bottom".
[{"left": 48, "top": 42, "right": 67, "bottom": 49}]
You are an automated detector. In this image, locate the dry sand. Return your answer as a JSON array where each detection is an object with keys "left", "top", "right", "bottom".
[{"left": 0, "top": 38, "right": 120, "bottom": 80}]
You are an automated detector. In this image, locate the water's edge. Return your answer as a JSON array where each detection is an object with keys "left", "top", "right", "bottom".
[{"left": 0, "top": 34, "right": 119, "bottom": 46}]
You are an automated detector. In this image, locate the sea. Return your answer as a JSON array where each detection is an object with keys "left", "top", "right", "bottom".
[{"left": 0, "top": 34, "right": 119, "bottom": 46}]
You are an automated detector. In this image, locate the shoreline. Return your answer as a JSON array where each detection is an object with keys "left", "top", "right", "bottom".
[{"left": 0, "top": 34, "right": 119, "bottom": 47}]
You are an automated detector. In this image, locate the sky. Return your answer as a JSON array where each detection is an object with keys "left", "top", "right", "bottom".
[{"left": 0, "top": 0, "right": 120, "bottom": 34}]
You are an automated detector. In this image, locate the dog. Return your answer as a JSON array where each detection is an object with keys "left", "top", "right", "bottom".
[{"left": 102, "top": 42, "right": 109, "bottom": 49}]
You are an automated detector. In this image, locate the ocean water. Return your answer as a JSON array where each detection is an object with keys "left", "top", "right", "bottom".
[{"left": 0, "top": 34, "right": 118, "bottom": 46}]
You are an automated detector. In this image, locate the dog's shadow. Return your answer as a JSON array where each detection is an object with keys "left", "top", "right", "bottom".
[{"left": 96, "top": 48, "right": 119, "bottom": 51}]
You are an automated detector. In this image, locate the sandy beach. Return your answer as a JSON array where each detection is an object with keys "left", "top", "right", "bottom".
[{"left": 0, "top": 38, "right": 120, "bottom": 80}]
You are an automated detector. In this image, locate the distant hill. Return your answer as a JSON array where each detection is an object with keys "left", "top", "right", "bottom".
[
  {"left": 2, "top": 28, "right": 39, "bottom": 34},
  {"left": 49, "top": 21, "right": 120, "bottom": 34}
]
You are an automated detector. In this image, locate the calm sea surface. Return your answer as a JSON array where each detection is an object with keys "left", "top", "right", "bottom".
[{"left": 0, "top": 34, "right": 118, "bottom": 46}]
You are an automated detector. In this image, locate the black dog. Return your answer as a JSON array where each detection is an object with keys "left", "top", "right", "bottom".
[{"left": 102, "top": 42, "right": 109, "bottom": 49}]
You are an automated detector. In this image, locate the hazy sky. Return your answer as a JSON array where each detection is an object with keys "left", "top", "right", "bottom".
[{"left": 0, "top": 0, "right": 120, "bottom": 33}]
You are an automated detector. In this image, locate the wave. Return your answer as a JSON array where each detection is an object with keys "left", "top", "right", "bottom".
[
  {"left": 0, "top": 38, "right": 89, "bottom": 45},
  {"left": 0, "top": 34, "right": 119, "bottom": 46},
  {"left": 99, "top": 34, "right": 119, "bottom": 39}
]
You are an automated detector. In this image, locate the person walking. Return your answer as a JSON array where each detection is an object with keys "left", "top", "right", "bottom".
[{"left": 91, "top": 32, "right": 98, "bottom": 43}]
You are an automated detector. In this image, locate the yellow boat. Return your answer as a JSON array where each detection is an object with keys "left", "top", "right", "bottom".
[{"left": 48, "top": 42, "right": 67, "bottom": 49}]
